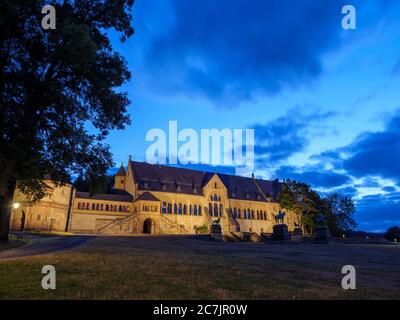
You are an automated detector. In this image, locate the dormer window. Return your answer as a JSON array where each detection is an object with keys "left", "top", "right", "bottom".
[
  {"left": 177, "top": 186, "right": 181, "bottom": 192},
  {"left": 246, "top": 193, "right": 250, "bottom": 199},
  {"left": 144, "top": 183, "right": 149, "bottom": 189},
  {"left": 193, "top": 187, "right": 197, "bottom": 194},
  {"left": 162, "top": 185, "right": 167, "bottom": 191}
]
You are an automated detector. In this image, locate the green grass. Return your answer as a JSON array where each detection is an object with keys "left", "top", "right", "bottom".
[{"left": 0, "top": 236, "right": 399, "bottom": 299}]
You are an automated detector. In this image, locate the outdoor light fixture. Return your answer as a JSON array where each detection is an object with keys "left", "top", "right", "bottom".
[{"left": 12, "top": 202, "right": 20, "bottom": 209}]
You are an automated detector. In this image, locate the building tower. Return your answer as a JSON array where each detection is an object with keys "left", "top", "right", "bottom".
[{"left": 114, "top": 163, "right": 126, "bottom": 190}]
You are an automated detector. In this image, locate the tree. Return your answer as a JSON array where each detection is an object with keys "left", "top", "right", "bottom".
[
  {"left": 324, "top": 193, "right": 357, "bottom": 237},
  {"left": 278, "top": 180, "right": 357, "bottom": 236},
  {"left": 383, "top": 226, "right": 400, "bottom": 242},
  {"left": 0, "top": 0, "right": 135, "bottom": 241},
  {"left": 278, "top": 179, "right": 321, "bottom": 235}
]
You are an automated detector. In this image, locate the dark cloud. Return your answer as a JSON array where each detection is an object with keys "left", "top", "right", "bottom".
[
  {"left": 355, "top": 192, "right": 400, "bottom": 232},
  {"left": 383, "top": 186, "right": 396, "bottom": 192},
  {"left": 341, "top": 111, "right": 400, "bottom": 182},
  {"left": 275, "top": 165, "right": 351, "bottom": 189},
  {"left": 253, "top": 108, "right": 336, "bottom": 164},
  {"left": 143, "top": 0, "right": 346, "bottom": 104}
]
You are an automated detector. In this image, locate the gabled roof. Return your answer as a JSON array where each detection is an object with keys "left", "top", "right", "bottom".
[
  {"left": 135, "top": 191, "right": 160, "bottom": 202},
  {"left": 129, "top": 161, "right": 206, "bottom": 195},
  {"left": 116, "top": 164, "right": 126, "bottom": 177},
  {"left": 127, "top": 161, "right": 281, "bottom": 202}
]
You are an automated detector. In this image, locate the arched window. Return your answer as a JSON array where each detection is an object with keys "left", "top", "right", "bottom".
[
  {"left": 118, "top": 205, "right": 122, "bottom": 212},
  {"left": 233, "top": 208, "right": 237, "bottom": 218},
  {"left": 214, "top": 194, "right": 218, "bottom": 201},
  {"left": 178, "top": 204, "right": 182, "bottom": 215},
  {"left": 218, "top": 196, "right": 221, "bottom": 202},
  {"left": 198, "top": 206, "right": 202, "bottom": 215},
  {"left": 96, "top": 204, "right": 99, "bottom": 210},
  {"left": 168, "top": 203, "right": 172, "bottom": 214},
  {"left": 189, "top": 205, "right": 192, "bottom": 215},
  {"left": 92, "top": 203, "right": 95, "bottom": 210},
  {"left": 214, "top": 182, "right": 217, "bottom": 189},
  {"left": 78, "top": 202, "right": 81, "bottom": 209},
  {"left": 251, "top": 210, "right": 254, "bottom": 219},
  {"left": 210, "top": 195, "right": 213, "bottom": 201},
  {"left": 244, "top": 210, "right": 247, "bottom": 219},
  {"left": 183, "top": 204, "right": 187, "bottom": 215},
  {"left": 100, "top": 204, "right": 104, "bottom": 211},
  {"left": 248, "top": 210, "right": 251, "bottom": 219},
  {"left": 214, "top": 203, "right": 218, "bottom": 217},
  {"left": 162, "top": 202, "right": 167, "bottom": 214},
  {"left": 264, "top": 212, "right": 267, "bottom": 220},
  {"left": 209, "top": 203, "right": 212, "bottom": 216},
  {"left": 194, "top": 205, "right": 198, "bottom": 215},
  {"left": 86, "top": 203, "right": 89, "bottom": 210},
  {"left": 174, "top": 204, "right": 177, "bottom": 214},
  {"left": 257, "top": 211, "right": 259, "bottom": 219},
  {"left": 238, "top": 209, "right": 241, "bottom": 219},
  {"left": 219, "top": 204, "right": 223, "bottom": 217}
]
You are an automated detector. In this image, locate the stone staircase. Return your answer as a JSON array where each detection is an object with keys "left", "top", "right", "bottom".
[
  {"left": 97, "top": 212, "right": 139, "bottom": 234},
  {"left": 160, "top": 214, "right": 188, "bottom": 234}
]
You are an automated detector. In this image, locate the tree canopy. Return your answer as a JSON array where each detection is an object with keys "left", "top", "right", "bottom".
[
  {"left": 278, "top": 179, "right": 357, "bottom": 236},
  {"left": 383, "top": 226, "right": 400, "bottom": 242},
  {"left": 0, "top": 0, "right": 135, "bottom": 240}
]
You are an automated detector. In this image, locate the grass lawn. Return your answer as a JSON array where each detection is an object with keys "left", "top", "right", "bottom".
[{"left": 0, "top": 235, "right": 399, "bottom": 299}]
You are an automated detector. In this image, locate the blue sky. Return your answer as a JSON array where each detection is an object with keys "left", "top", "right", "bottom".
[{"left": 104, "top": 0, "right": 400, "bottom": 232}]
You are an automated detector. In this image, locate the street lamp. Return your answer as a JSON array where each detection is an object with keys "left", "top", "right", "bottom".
[{"left": 13, "top": 202, "right": 20, "bottom": 209}]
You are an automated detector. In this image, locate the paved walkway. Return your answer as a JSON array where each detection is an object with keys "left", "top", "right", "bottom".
[{"left": 0, "top": 233, "right": 91, "bottom": 260}]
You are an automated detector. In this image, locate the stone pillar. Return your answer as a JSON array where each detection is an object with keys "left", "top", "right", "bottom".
[
  {"left": 210, "top": 222, "right": 223, "bottom": 242},
  {"left": 272, "top": 224, "right": 290, "bottom": 242}
]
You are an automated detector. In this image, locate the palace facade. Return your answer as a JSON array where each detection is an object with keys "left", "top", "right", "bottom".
[{"left": 10, "top": 160, "right": 300, "bottom": 235}]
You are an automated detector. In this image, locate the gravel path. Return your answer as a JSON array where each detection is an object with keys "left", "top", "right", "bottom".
[{"left": 0, "top": 233, "right": 91, "bottom": 260}]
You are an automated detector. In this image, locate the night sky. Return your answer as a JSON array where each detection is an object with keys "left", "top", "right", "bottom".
[{"left": 103, "top": 0, "right": 400, "bottom": 232}]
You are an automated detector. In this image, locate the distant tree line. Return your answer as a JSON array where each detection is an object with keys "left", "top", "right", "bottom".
[
  {"left": 383, "top": 226, "right": 400, "bottom": 242},
  {"left": 278, "top": 179, "right": 357, "bottom": 237}
]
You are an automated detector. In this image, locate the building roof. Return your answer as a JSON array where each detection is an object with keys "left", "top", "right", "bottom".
[
  {"left": 75, "top": 191, "right": 133, "bottom": 202},
  {"left": 115, "top": 164, "right": 126, "bottom": 177},
  {"left": 135, "top": 191, "right": 160, "bottom": 202},
  {"left": 128, "top": 161, "right": 280, "bottom": 202}
]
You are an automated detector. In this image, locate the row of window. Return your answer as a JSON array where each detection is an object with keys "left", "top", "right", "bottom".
[
  {"left": 162, "top": 202, "right": 203, "bottom": 216},
  {"left": 230, "top": 208, "right": 269, "bottom": 220},
  {"left": 77, "top": 202, "right": 129, "bottom": 212},
  {"left": 208, "top": 203, "right": 224, "bottom": 217},
  {"left": 210, "top": 194, "right": 221, "bottom": 202}
]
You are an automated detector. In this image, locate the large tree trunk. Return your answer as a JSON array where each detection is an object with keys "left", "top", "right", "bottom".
[{"left": 0, "top": 179, "right": 16, "bottom": 242}]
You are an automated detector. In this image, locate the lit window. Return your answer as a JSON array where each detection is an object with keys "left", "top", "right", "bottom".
[{"left": 214, "top": 203, "right": 218, "bottom": 217}]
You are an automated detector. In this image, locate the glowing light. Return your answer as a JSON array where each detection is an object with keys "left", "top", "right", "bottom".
[{"left": 13, "top": 202, "right": 20, "bottom": 209}]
